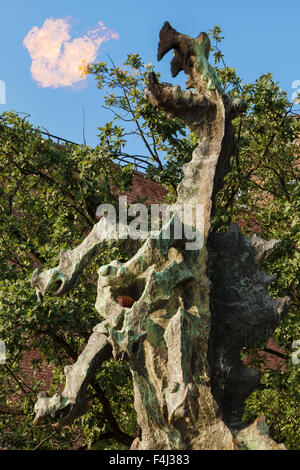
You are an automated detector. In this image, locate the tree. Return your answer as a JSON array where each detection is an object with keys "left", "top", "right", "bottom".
[
  {"left": 0, "top": 112, "right": 136, "bottom": 449},
  {"left": 0, "top": 24, "right": 299, "bottom": 449}
]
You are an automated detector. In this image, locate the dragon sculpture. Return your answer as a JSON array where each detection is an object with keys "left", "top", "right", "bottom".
[{"left": 31, "top": 22, "right": 288, "bottom": 450}]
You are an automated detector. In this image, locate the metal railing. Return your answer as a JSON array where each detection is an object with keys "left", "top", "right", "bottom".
[
  {"left": 40, "top": 130, "right": 78, "bottom": 146},
  {"left": 113, "top": 154, "right": 149, "bottom": 172},
  {"left": 39, "top": 130, "right": 149, "bottom": 172}
]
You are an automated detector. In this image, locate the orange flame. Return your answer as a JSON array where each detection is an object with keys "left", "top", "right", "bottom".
[{"left": 23, "top": 18, "right": 119, "bottom": 88}]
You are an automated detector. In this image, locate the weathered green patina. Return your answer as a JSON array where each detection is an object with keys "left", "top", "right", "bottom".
[{"left": 31, "top": 22, "right": 288, "bottom": 450}]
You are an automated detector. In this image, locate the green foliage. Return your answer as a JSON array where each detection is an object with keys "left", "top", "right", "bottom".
[
  {"left": 0, "top": 111, "right": 135, "bottom": 449},
  {"left": 81, "top": 359, "right": 137, "bottom": 450},
  {"left": 243, "top": 365, "right": 300, "bottom": 450}
]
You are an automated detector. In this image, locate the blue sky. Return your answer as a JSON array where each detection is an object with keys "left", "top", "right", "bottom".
[{"left": 0, "top": 0, "right": 299, "bottom": 151}]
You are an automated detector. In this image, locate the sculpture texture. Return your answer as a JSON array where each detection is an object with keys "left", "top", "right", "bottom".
[{"left": 31, "top": 22, "right": 289, "bottom": 450}]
